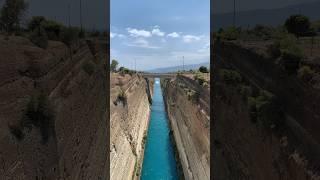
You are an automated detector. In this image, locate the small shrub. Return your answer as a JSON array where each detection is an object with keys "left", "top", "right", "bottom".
[
  {"left": 116, "top": 90, "right": 127, "bottom": 107},
  {"left": 275, "top": 33, "right": 303, "bottom": 74},
  {"left": 239, "top": 85, "right": 252, "bottom": 99},
  {"left": 28, "top": 16, "right": 46, "bottom": 31},
  {"left": 79, "top": 30, "right": 85, "bottom": 38},
  {"left": 247, "top": 90, "right": 284, "bottom": 129},
  {"left": 217, "top": 27, "right": 240, "bottom": 40},
  {"left": 267, "top": 41, "right": 281, "bottom": 58},
  {"left": 22, "top": 94, "right": 55, "bottom": 144},
  {"left": 61, "top": 27, "right": 80, "bottom": 47},
  {"left": 29, "top": 26, "right": 48, "bottom": 49},
  {"left": 9, "top": 125, "right": 24, "bottom": 141},
  {"left": 298, "top": 65, "right": 315, "bottom": 82},
  {"left": 219, "top": 69, "right": 242, "bottom": 85},
  {"left": 82, "top": 61, "right": 95, "bottom": 76},
  {"left": 281, "top": 49, "right": 302, "bottom": 74},
  {"left": 247, "top": 97, "right": 258, "bottom": 123},
  {"left": 194, "top": 73, "right": 207, "bottom": 86}
]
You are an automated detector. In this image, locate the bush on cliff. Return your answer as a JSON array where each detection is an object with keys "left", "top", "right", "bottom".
[
  {"left": 29, "top": 26, "right": 48, "bottom": 49},
  {"left": 219, "top": 69, "right": 242, "bottom": 85},
  {"left": 217, "top": 27, "right": 240, "bottom": 40},
  {"left": 268, "top": 33, "right": 303, "bottom": 74},
  {"left": 115, "top": 90, "right": 127, "bottom": 107},
  {"left": 9, "top": 124, "right": 25, "bottom": 141},
  {"left": 28, "top": 16, "right": 65, "bottom": 41},
  {"left": 194, "top": 73, "right": 208, "bottom": 86},
  {"left": 248, "top": 90, "right": 285, "bottom": 130},
  {"left": 21, "top": 93, "right": 55, "bottom": 144},
  {"left": 298, "top": 65, "right": 315, "bottom": 83},
  {"left": 61, "top": 27, "right": 80, "bottom": 47}
]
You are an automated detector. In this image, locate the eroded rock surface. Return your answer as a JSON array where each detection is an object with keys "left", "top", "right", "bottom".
[
  {"left": 212, "top": 40, "right": 320, "bottom": 180},
  {"left": 0, "top": 35, "right": 107, "bottom": 179},
  {"left": 162, "top": 75, "right": 210, "bottom": 180},
  {"left": 110, "top": 73, "right": 153, "bottom": 180}
]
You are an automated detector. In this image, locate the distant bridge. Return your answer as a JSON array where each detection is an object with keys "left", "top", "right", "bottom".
[{"left": 140, "top": 73, "right": 176, "bottom": 78}]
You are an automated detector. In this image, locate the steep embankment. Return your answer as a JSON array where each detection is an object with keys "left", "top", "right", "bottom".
[
  {"left": 110, "top": 73, "right": 153, "bottom": 180},
  {"left": 162, "top": 75, "right": 210, "bottom": 180},
  {"left": 0, "top": 35, "right": 107, "bottom": 179},
  {"left": 212, "top": 41, "right": 320, "bottom": 179}
]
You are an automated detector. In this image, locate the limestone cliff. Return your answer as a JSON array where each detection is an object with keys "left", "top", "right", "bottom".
[
  {"left": 212, "top": 40, "right": 320, "bottom": 179},
  {"left": 0, "top": 35, "right": 107, "bottom": 179},
  {"left": 110, "top": 73, "right": 153, "bottom": 180},
  {"left": 162, "top": 75, "right": 210, "bottom": 180}
]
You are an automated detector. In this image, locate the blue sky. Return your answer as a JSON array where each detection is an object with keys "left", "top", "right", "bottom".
[{"left": 111, "top": 0, "right": 210, "bottom": 71}]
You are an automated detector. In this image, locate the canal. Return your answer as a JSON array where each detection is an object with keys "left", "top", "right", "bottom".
[{"left": 141, "top": 78, "right": 178, "bottom": 179}]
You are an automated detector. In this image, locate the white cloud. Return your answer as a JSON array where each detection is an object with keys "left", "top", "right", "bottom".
[
  {"left": 183, "top": 35, "right": 202, "bottom": 43},
  {"left": 151, "top": 28, "right": 165, "bottom": 36},
  {"left": 117, "top": 34, "right": 126, "bottom": 38},
  {"left": 127, "top": 28, "right": 152, "bottom": 37},
  {"left": 110, "top": 32, "right": 115, "bottom": 38},
  {"left": 110, "top": 32, "right": 126, "bottom": 38},
  {"left": 125, "top": 38, "right": 160, "bottom": 49},
  {"left": 167, "top": 32, "right": 180, "bottom": 38}
]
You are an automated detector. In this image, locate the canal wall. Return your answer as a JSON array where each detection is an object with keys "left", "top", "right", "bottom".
[
  {"left": 110, "top": 73, "right": 153, "bottom": 180},
  {"left": 0, "top": 36, "right": 108, "bottom": 179},
  {"left": 212, "top": 40, "right": 320, "bottom": 179},
  {"left": 161, "top": 76, "right": 210, "bottom": 180}
]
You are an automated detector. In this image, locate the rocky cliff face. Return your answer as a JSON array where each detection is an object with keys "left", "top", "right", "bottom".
[
  {"left": 212, "top": 41, "right": 320, "bottom": 179},
  {"left": 162, "top": 75, "right": 210, "bottom": 180},
  {"left": 110, "top": 73, "right": 153, "bottom": 180},
  {"left": 0, "top": 35, "right": 107, "bottom": 179}
]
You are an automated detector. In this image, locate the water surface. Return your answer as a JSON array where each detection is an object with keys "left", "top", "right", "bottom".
[{"left": 141, "top": 78, "right": 178, "bottom": 180}]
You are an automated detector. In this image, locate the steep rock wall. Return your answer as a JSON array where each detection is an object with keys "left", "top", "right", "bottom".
[
  {"left": 0, "top": 36, "right": 107, "bottom": 179},
  {"left": 162, "top": 76, "right": 210, "bottom": 180},
  {"left": 110, "top": 74, "right": 153, "bottom": 180},
  {"left": 212, "top": 41, "right": 320, "bottom": 179}
]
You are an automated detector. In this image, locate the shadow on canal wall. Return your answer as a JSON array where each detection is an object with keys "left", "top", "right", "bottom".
[
  {"left": 161, "top": 76, "right": 210, "bottom": 180},
  {"left": 212, "top": 40, "right": 320, "bottom": 179}
]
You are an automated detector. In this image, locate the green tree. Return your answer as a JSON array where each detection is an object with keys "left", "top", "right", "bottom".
[
  {"left": 0, "top": 0, "right": 28, "bottom": 33},
  {"left": 28, "top": 16, "right": 65, "bottom": 40},
  {"left": 61, "top": 27, "right": 80, "bottom": 47},
  {"left": 29, "top": 25, "right": 48, "bottom": 49},
  {"left": 199, "top": 66, "right": 209, "bottom": 73},
  {"left": 28, "top": 16, "right": 46, "bottom": 31},
  {"left": 285, "top": 15, "right": 311, "bottom": 38},
  {"left": 110, "top": 60, "right": 119, "bottom": 72},
  {"left": 42, "top": 19, "right": 64, "bottom": 40}
]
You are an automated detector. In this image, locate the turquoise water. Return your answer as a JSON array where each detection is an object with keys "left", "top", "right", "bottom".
[{"left": 141, "top": 78, "right": 178, "bottom": 180}]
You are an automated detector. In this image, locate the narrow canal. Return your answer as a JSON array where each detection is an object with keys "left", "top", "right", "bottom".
[{"left": 141, "top": 78, "right": 178, "bottom": 179}]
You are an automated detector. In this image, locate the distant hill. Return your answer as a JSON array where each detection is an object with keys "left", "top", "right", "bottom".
[
  {"left": 146, "top": 62, "right": 210, "bottom": 73},
  {"left": 212, "top": 0, "right": 320, "bottom": 30}
]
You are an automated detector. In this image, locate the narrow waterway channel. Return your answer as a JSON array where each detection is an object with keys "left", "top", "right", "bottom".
[{"left": 141, "top": 78, "right": 178, "bottom": 179}]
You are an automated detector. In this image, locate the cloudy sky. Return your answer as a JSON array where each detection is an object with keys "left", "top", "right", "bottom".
[
  {"left": 212, "top": 0, "right": 318, "bottom": 14},
  {"left": 0, "top": 0, "right": 108, "bottom": 30},
  {"left": 110, "top": 0, "right": 209, "bottom": 71}
]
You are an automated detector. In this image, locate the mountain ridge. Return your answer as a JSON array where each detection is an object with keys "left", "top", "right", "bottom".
[
  {"left": 146, "top": 62, "right": 209, "bottom": 73},
  {"left": 212, "top": 0, "right": 320, "bottom": 30}
]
